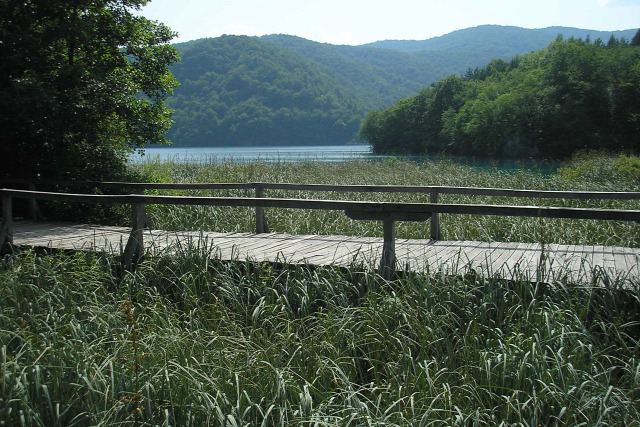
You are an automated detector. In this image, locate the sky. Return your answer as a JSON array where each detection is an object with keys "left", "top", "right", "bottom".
[{"left": 139, "top": 0, "right": 640, "bottom": 45}]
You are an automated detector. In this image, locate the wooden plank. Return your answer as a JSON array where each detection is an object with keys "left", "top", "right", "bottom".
[
  {"left": 562, "top": 245, "right": 592, "bottom": 282},
  {"left": 323, "top": 235, "right": 382, "bottom": 266},
  {"left": 13, "top": 223, "right": 130, "bottom": 249},
  {"left": 238, "top": 234, "right": 308, "bottom": 254},
  {"left": 488, "top": 242, "right": 528, "bottom": 278},
  {"left": 601, "top": 244, "right": 618, "bottom": 279},
  {"left": 8, "top": 220, "right": 640, "bottom": 285},
  {"left": 541, "top": 243, "right": 566, "bottom": 278},
  {"left": 621, "top": 246, "right": 640, "bottom": 278},
  {"left": 481, "top": 242, "right": 516, "bottom": 273},
  {"left": 253, "top": 183, "right": 640, "bottom": 200},
  {"left": 457, "top": 241, "right": 496, "bottom": 267},
  {"left": 420, "top": 241, "right": 468, "bottom": 270},
  {"left": 397, "top": 240, "right": 436, "bottom": 271},
  {"left": 345, "top": 210, "right": 431, "bottom": 222},
  {"left": 429, "top": 190, "right": 440, "bottom": 240},
  {"left": 289, "top": 236, "right": 371, "bottom": 265},
  {"left": 427, "top": 241, "right": 475, "bottom": 273},
  {"left": 592, "top": 245, "right": 605, "bottom": 269},
  {"left": 239, "top": 235, "right": 321, "bottom": 263},
  {"left": 499, "top": 243, "right": 538, "bottom": 278},
  {"left": 269, "top": 236, "right": 329, "bottom": 257},
  {"left": 612, "top": 245, "right": 631, "bottom": 279}
]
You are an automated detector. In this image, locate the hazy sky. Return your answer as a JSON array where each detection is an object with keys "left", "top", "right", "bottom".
[{"left": 139, "top": 0, "right": 640, "bottom": 45}]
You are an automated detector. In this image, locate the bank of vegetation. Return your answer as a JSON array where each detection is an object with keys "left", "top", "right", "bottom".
[
  {"left": 3, "top": 154, "right": 640, "bottom": 425},
  {"left": 130, "top": 153, "right": 640, "bottom": 248},
  {"left": 1, "top": 244, "right": 639, "bottom": 425},
  {"left": 360, "top": 33, "right": 640, "bottom": 158}
]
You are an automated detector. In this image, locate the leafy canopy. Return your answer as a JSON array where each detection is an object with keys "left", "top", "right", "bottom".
[
  {"left": 0, "top": 0, "right": 179, "bottom": 180},
  {"left": 360, "top": 35, "right": 640, "bottom": 158}
]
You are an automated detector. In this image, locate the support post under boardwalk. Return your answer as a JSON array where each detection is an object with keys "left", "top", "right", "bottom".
[
  {"left": 380, "top": 219, "right": 396, "bottom": 280},
  {"left": 122, "top": 203, "right": 145, "bottom": 271},
  {"left": 430, "top": 189, "right": 440, "bottom": 240},
  {"left": 1, "top": 195, "right": 13, "bottom": 248},
  {"left": 345, "top": 210, "right": 430, "bottom": 281},
  {"left": 255, "top": 186, "right": 269, "bottom": 233}
]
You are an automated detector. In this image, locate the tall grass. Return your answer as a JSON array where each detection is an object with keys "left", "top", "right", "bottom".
[
  {"left": 130, "top": 155, "right": 640, "bottom": 247},
  {"left": 1, "top": 247, "right": 639, "bottom": 425}
]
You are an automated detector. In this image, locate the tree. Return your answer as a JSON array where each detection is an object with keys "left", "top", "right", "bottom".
[
  {"left": 0, "top": 0, "right": 180, "bottom": 181},
  {"left": 631, "top": 29, "right": 640, "bottom": 47},
  {"left": 360, "top": 37, "right": 640, "bottom": 158}
]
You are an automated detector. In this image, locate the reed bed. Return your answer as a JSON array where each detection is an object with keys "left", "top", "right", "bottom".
[
  {"left": 3, "top": 154, "right": 638, "bottom": 424},
  {"left": 1, "top": 246, "right": 639, "bottom": 425},
  {"left": 131, "top": 156, "right": 640, "bottom": 247}
]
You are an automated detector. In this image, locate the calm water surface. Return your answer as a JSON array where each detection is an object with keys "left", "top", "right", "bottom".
[
  {"left": 133, "top": 145, "right": 373, "bottom": 163},
  {"left": 132, "top": 145, "right": 557, "bottom": 173}
]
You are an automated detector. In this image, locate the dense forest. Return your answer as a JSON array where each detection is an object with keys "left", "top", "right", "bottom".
[
  {"left": 166, "top": 36, "right": 364, "bottom": 146},
  {"left": 166, "top": 26, "right": 637, "bottom": 147},
  {"left": 165, "top": 35, "right": 497, "bottom": 147},
  {"left": 360, "top": 33, "right": 640, "bottom": 158}
]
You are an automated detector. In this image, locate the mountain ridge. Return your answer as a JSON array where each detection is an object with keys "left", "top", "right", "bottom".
[{"left": 362, "top": 24, "right": 637, "bottom": 53}]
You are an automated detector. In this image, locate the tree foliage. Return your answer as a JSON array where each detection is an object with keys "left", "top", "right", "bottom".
[
  {"left": 0, "top": 0, "right": 179, "bottom": 181},
  {"left": 167, "top": 36, "right": 364, "bottom": 146},
  {"left": 165, "top": 32, "right": 566, "bottom": 148},
  {"left": 360, "top": 36, "right": 640, "bottom": 158}
]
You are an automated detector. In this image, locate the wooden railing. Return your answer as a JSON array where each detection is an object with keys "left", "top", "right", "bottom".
[{"left": 1, "top": 180, "right": 640, "bottom": 278}]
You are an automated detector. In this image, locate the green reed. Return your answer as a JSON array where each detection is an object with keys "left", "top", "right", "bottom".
[
  {"left": 1, "top": 246, "right": 638, "bottom": 425},
  {"left": 131, "top": 157, "right": 640, "bottom": 247}
]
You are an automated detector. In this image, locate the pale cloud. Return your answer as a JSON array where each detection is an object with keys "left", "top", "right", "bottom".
[
  {"left": 301, "top": 26, "right": 360, "bottom": 45},
  {"left": 222, "top": 24, "right": 264, "bottom": 37},
  {"left": 597, "top": 0, "right": 640, "bottom": 5}
]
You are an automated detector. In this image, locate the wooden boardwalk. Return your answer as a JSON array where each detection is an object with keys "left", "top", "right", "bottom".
[{"left": 8, "top": 220, "right": 640, "bottom": 285}]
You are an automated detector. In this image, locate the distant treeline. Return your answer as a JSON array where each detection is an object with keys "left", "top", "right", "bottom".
[{"left": 359, "top": 33, "right": 640, "bottom": 158}]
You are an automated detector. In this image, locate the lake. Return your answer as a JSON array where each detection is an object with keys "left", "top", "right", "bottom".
[
  {"left": 132, "top": 145, "right": 374, "bottom": 163},
  {"left": 132, "top": 145, "right": 558, "bottom": 173}
]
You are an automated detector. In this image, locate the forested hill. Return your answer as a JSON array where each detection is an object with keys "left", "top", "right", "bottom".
[
  {"left": 360, "top": 34, "right": 640, "bottom": 158},
  {"left": 166, "top": 26, "right": 637, "bottom": 147},
  {"left": 166, "top": 36, "right": 365, "bottom": 147}
]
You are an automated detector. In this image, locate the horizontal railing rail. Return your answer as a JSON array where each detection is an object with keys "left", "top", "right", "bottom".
[
  {"left": 2, "top": 188, "right": 640, "bottom": 220},
  {"left": 2, "top": 178, "right": 640, "bottom": 199},
  {"left": 3, "top": 178, "right": 640, "bottom": 240},
  {"left": 2, "top": 186, "right": 640, "bottom": 278}
]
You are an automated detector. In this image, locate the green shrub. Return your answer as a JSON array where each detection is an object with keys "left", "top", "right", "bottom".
[
  {"left": 614, "top": 154, "right": 640, "bottom": 183},
  {"left": 557, "top": 151, "right": 640, "bottom": 189}
]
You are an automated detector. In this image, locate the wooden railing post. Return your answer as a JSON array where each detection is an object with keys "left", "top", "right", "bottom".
[
  {"left": 122, "top": 202, "right": 146, "bottom": 271},
  {"left": 255, "top": 184, "right": 269, "bottom": 233},
  {"left": 132, "top": 188, "right": 149, "bottom": 228},
  {"left": 380, "top": 219, "right": 396, "bottom": 280},
  {"left": 1, "top": 194, "right": 13, "bottom": 248},
  {"left": 430, "top": 188, "right": 440, "bottom": 240},
  {"left": 27, "top": 183, "right": 42, "bottom": 220}
]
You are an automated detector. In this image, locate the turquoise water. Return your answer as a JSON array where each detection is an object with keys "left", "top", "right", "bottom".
[
  {"left": 132, "top": 145, "right": 558, "bottom": 173},
  {"left": 132, "top": 145, "right": 373, "bottom": 163}
]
